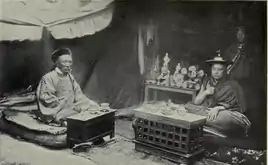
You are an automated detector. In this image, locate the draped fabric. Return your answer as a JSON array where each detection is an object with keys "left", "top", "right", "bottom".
[
  {"left": 224, "top": 42, "right": 251, "bottom": 79},
  {"left": 137, "top": 27, "right": 145, "bottom": 75},
  {"left": 0, "top": 0, "right": 114, "bottom": 41},
  {"left": 137, "top": 23, "right": 159, "bottom": 80}
]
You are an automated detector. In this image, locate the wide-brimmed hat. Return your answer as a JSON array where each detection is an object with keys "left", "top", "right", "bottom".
[
  {"left": 51, "top": 48, "right": 72, "bottom": 63},
  {"left": 206, "top": 50, "right": 232, "bottom": 65}
]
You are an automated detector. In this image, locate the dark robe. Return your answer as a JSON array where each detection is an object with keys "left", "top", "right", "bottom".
[{"left": 186, "top": 76, "right": 251, "bottom": 136}]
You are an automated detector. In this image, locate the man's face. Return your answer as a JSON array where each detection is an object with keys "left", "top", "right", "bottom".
[
  {"left": 211, "top": 63, "right": 226, "bottom": 80},
  {"left": 56, "top": 54, "right": 73, "bottom": 74}
]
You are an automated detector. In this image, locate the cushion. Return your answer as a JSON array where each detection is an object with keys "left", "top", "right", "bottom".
[
  {"left": 3, "top": 111, "right": 67, "bottom": 135},
  {"left": 0, "top": 110, "right": 67, "bottom": 148}
]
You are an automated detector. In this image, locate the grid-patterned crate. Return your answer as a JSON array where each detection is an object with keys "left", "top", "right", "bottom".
[
  {"left": 135, "top": 118, "right": 204, "bottom": 154},
  {"left": 133, "top": 106, "right": 206, "bottom": 163}
]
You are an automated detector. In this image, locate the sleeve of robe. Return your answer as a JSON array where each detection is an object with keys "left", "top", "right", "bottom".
[
  {"left": 73, "top": 79, "right": 100, "bottom": 111},
  {"left": 36, "top": 75, "right": 69, "bottom": 118}
]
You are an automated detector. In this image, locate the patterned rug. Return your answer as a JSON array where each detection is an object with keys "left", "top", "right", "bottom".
[{"left": 204, "top": 146, "right": 266, "bottom": 165}]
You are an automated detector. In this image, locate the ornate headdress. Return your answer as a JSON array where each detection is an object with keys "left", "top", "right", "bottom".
[{"left": 206, "top": 50, "right": 232, "bottom": 65}]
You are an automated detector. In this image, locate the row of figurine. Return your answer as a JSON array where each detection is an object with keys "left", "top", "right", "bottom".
[{"left": 146, "top": 53, "right": 206, "bottom": 90}]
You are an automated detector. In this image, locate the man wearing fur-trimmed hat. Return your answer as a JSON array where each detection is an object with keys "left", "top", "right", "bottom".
[{"left": 36, "top": 48, "right": 100, "bottom": 125}]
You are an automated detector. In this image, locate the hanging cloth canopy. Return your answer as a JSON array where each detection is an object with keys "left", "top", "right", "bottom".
[{"left": 0, "top": 0, "right": 114, "bottom": 41}]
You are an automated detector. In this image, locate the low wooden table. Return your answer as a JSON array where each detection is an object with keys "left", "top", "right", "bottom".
[
  {"left": 66, "top": 109, "right": 116, "bottom": 147},
  {"left": 144, "top": 84, "right": 198, "bottom": 103},
  {"left": 133, "top": 105, "right": 206, "bottom": 165}
]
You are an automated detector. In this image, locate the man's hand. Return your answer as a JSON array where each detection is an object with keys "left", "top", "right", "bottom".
[
  {"left": 91, "top": 103, "right": 101, "bottom": 109},
  {"left": 82, "top": 103, "right": 100, "bottom": 111},
  {"left": 207, "top": 107, "right": 220, "bottom": 121},
  {"left": 204, "top": 86, "right": 215, "bottom": 96}
]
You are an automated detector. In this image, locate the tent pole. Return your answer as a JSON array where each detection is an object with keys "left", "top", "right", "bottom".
[{"left": 42, "top": 28, "right": 54, "bottom": 72}]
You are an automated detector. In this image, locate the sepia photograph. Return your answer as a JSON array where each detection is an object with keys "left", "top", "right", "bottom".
[{"left": 0, "top": 0, "right": 266, "bottom": 165}]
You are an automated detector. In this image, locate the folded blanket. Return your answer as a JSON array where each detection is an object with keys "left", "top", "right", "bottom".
[
  {"left": 0, "top": 92, "right": 36, "bottom": 106},
  {"left": 0, "top": 91, "right": 38, "bottom": 114},
  {"left": 1, "top": 104, "right": 38, "bottom": 112}
]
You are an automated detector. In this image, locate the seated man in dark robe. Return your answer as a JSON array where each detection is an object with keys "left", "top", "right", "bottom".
[
  {"left": 187, "top": 53, "right": 251, "bottom": 136},
  {"left": 36, "top": 48, "right": 104, "bottom": 144}
]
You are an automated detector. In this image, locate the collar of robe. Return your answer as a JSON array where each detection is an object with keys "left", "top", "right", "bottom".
[
  {"left": 209, "top": 76, "right": 227, "bottom": 87},
  {"left": 55, "top": 67, "right": 69, "bottom": 77}
]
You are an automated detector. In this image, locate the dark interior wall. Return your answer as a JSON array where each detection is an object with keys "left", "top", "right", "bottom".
[
  {"left": 0, "top": 40, "right": 50, "bottom": 94},
  {"left": 84, "top": 1, "right": 266, "bottom": 137},
  {"left": 85, "top": 22, "right": 142, "bottom": 107}
]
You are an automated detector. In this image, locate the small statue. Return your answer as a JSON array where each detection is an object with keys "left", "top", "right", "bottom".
[
  {"left": 172, "top": 63, "right": 184, "bottom": 88},
  {"left": 175, "top": 63, "right": 181, "bottom": 73},
  {"left": 188, "top": 65, "right": 197, "bottom": 72},
  {"left": 194, "top": 69, "right": 205, "bottom": 90},
  {"left": 157, "top": 53, "right": 171, "bottom": 86},
  {"left": 197, "top": 70, "right": 205, "bottom": 78},
  {"left": 170, "top": 76, "right": 175, "bottom": 87},
  {"left": 157, "top": 65, "right": 170, "bottom": 86},
  {"left": 146, "top": 55, "right": 160, "bottom": 84},
  {"left": 180, "top": 68, "right": 188, "bottom": 75},
  {"left": 174, "top": 74, "right": 184, "bottom": 88},
  {"left": 163, "top": 53, "right": 170, "bottom": 64},
  {"left": 194, "top": 83, "right": 201, "bottom": 90},
  {"left": 188, "top": 65, "right": 197, "bottom": 79},
  {"left": 182, "top": 81, "right": 188, "bottom": 89}
]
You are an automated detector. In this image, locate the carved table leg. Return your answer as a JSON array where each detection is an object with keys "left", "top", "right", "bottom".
[
  {"left": 144, "top": 86, "right": 149, "bottom": 103},
  {"left": 153, "top": 90, "right": 158, "bottom": 102},
  {"left": 110, "top": 130, "right": 115, "bottom": 139}
]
